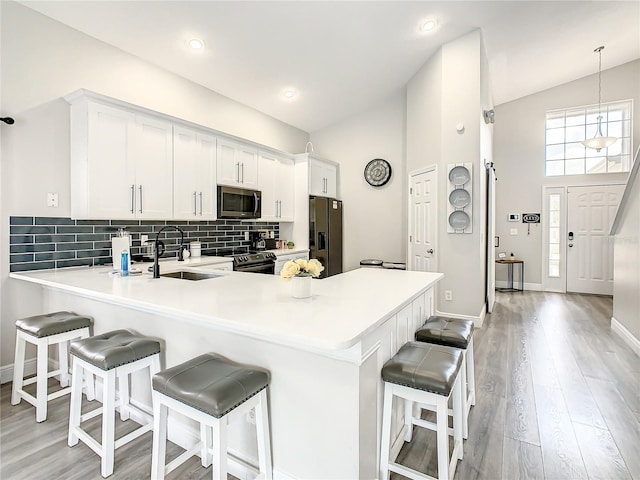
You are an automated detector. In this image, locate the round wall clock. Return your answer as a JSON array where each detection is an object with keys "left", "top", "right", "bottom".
[{"left": 364, "top": 158, "right": 392, "bottom": 187}]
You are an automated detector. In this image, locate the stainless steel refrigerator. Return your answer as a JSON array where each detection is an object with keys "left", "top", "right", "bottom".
[{"left": 309, "top": 196, "right": 343, "bottom": 278}]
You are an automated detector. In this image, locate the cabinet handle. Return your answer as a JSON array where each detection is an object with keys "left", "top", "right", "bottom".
[
  {"left": 199, "top": 192, "right": 203, "bottom": 215},
  {"left": 138, "top": 185, "right": 143, "bottom": 214},
  {"left": 130, "top": 184, "right": 135, "bottom": 214},
  {"left": 279, "top": 200, "right": 282, "bottom": 218},
  {"left": 236, "top": 162, "right": 240, "bottom": 182},
  {"left": 240, "top": 163, "right": 244, "bottom": 183},
  {"left": 193, "top": 191, "right": 197, "bottom": 216}
]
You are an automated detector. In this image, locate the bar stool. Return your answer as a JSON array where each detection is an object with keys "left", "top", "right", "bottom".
[
  {"left": 68, "top": 330, "right": 161, "bottom": 478},
  {"left": 415, "top": 316, "right": 475, "bottom": 438},
  {"left": 151, "top": 353, "right": 272, "bottom": 480},
  {"left": 12, "top": 311, "right": 93, "bottom": 422},
  {"left": 380, "top": 341, "right": 463, "bottom": 480}
]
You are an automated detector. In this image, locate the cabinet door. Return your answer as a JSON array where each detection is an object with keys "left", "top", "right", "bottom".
[
  {"left": 216, "top": 139, "right": 240, "bottom": 186},
  {"left": 309, "top": 160, "right": 327, "bottom": 196},
  {"left": 324, "top": 163, "right": 337, "bottom": 198},
  {"left": 278, "top": 157, "right": 295, "bottom": 221},
  {"left": 85, "top": 103, "right": 136, "bottom": 219},
  {"left": 236, "top": 144, "right": 259, "bottom": 189},
  {"left": 173, "top": 128, "right": 216, "bottom": 220},
  {"left": 259, "top": 152, "right": 278, "bottom": 221},
  {"left": 133, "top": 114, "right": 173, "bottom": 219}
]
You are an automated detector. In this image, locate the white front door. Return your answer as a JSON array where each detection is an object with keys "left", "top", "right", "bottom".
[
  {"left": 409, "top": 168, "right": 437, "bottom": 272},
  {"left": 566, "top": 184, "right": 623, "bottom": 295}
]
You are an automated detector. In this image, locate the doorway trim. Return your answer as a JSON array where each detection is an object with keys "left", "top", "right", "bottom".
[{"left": 407, "top": 165, "right": 438, "bottom": 273}]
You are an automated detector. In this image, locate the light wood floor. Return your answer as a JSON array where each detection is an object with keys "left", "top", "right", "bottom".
[{"left": 1, "top": 291, "right": 638, "bottom": 479}]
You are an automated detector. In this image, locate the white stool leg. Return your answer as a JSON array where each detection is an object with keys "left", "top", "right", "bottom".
[
  {"left": 68, "top": 358, "right": 83, "bottom": 446},
  {"left": 452, "top": 377, "right": 464, "bottom": 461},
  {"left": 379, "top": 383, "right": 393, "bottom": 480},
  {"left": 212, "top": 417, "right": 227, "bottom": 480},
  {"left": 200, "top": 423, "right": 212, "bottom": 468},
  {"left": 467, "top": 337, "right": 476, "bottom": 406},
  {"left": 459, "top": 351, "right": 469, "bottom": 440},
  {"left": 85, "top": 371, "right": 96, "bottom": 401},
  {"left": 118, "top": 372, "right": 130, "bottom": 421},
  {"left": 58, "top": 340, "right": 70, "bottom": 387},
  {"left": 255, "top": 389, "right": 273, "bottom": 479},
  {"left": 101, "top": 369, "right": 116, "bottom": 478},
  {"left": 11, "top": 331, "right": 26, "bottom": 405},
  {"left": 35, "top": 338, "right": 49, "bottom": 422},
  {"left": 403, "top": 399, "right": 414, "bottom": 442},
  {"left": 151, "top": 392, "right": 168, "bottom": 480},
  {"left": 436, "top": 395, "right": 449, "bottom": 480}
]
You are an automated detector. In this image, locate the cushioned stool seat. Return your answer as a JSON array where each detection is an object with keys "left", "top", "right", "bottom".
[
  {"left": 12, "top": 311, "right": 92, "bottom": 422},
  {"left": 151, "top": 353, "right": 273, "bottom": 480},
  {"left": 415, "top": 316, "right": 476, "bottom": 439},
  {"left": 380, "top": 342, "right": 464, "bottom": 480},
  {"left": 68, "top": 330, "right": 161, "bottom": 478}
]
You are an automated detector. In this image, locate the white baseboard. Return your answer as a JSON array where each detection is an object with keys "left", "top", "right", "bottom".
[
  {"left": 495, "top": 281, "right": 542, "bottom": 291},
  {"left": 1, "top": 358, "right": 39, "bottom": 385},
  {"left": 436, "top": 303, "right": 486, "bottom": 329},
  {"left": 611, "top": 317, "right": 640, "bottom": 357}
]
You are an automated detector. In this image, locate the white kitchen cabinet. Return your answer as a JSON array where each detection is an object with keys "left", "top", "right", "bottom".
[
  {"left": 68, "top": 96, "right": 173, "bottom": 219},
  {"left": 216, "top": 138, "right": 259, "bottom": 189},
  {"left": 173, "top": 126, "right": 217, "bottom": 220},
  {"left": 309, "top": 158, "right": 337, "bottom": 198},
  {"left": 259, "top": 151, "right": 295, "bottom": 221},
  {"left": 274, "top": 251, "right": 309, "bottom": 275}
]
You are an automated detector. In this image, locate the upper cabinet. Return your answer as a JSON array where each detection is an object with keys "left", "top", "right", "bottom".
[
  {"left": 309, "top": 158, "right": 337, "bottom": 198},
  {"left": 173, "top": 126, "right": 217, "bottom": 220},
  {"left": 259, "top": 151, "right": 295, "bottom": 222},
  {"left": 68, "top": 96, "right": 172, "bottom": 219},
  {"left": 216, "top": 138, "right": 259, "bottom": 189}
]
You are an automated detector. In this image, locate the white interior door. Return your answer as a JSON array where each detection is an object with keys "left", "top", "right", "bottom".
[
  {"left": 486, "top": 163, "right": 496, "bottom": 312},
  {"left": 566, "top": 184, "right": 623, "bottom": 295},
  {"left": 409, "top": 168, "right": 437, "bottom": 272}
]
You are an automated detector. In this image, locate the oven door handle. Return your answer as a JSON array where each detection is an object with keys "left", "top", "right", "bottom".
[
  {"left": 253, "top": 192, "right": 260, "bottom": 216},
  {"left": 235, "top": 262, "right": 274, "bottom": 274}
]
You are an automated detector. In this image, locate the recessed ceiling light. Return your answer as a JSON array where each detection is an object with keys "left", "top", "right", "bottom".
[
  {"left": 419, "top": 18, "right": 438, "bottom": 33},
  {"left": 282, "top": 88, "right": 298, "bottom": 100},
  {"left": 188, "top": 38, "right": 205, "bottom": 50}
]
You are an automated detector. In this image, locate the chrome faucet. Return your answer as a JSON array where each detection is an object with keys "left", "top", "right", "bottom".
[{"left": 153, "top": 225, "right": 185, "bottom": 279}]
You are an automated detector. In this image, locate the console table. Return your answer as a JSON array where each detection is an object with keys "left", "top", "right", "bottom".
[{"left": 496, "top": 259, "right": 524, "bottom": 292}]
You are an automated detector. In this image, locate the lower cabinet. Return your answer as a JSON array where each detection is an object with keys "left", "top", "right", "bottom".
[{"left": 274, "top": 251, "right": 309, "bottom": 275}]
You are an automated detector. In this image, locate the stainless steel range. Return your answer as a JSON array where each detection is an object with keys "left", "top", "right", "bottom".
[{"left": 231, "top": 251, "right": 276, "bottom": 274}]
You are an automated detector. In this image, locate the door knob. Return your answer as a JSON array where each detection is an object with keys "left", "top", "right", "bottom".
[
  {"left": 568, "top": 243, "right": 573, "bottom": 248},
  {"left": 427, "top": 249, "right": 434, "bottom": 254}
]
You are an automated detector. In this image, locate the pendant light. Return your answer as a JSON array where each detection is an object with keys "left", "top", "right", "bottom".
[{"left": 582, "top": 46, "right": 617, "bottom": 152}]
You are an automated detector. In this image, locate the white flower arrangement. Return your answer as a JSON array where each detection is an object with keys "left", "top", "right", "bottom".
[{"left": 280, "top": 258, "right": 324, "bottom": 279}]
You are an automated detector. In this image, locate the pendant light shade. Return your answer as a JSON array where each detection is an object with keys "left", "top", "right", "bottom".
[{"left": 582, "top": 46, "right": 617, "bottom": 152}]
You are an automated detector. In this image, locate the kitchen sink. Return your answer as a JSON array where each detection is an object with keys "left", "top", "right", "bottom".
[{"left": 160, "top": 271, "right": 223, "bottom": 281}]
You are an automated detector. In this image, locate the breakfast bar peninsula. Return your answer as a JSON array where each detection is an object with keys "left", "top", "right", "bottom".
[{"left": 11, "top": 264, "right": 442, "bottom": 479}]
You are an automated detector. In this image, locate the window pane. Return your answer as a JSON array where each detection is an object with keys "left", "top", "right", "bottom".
[
  {"left": 586, "top": 156, "right": 607, "bottom": 174},
  {"left": 546, "top": 127, "right": 565, "bottom": 145},
  {"left": 546, "top": 161, "right": 564, "bottom": 176},
  {"left": 585, "top": 123, "right": 600, "bottom": 138},
  {"left": 549, "top": 227, "right": 560, "bottom": 243},
  {"left": 607, "top": 108, "right": 623, "bottom": 122},
  {"left": 546, "top": 112, "right": 565, "bottom": 128},
  {"left": 550, "top": 210, "right": 560, "bottom": 227},
  {"left": 566, "top": 110, "right": 585, "bottom": 126},
  {"left": 550, "top": 195, "right": 560, "bottom": 210},
  {"left": 607, "top": 138, "right": 622, "bottom": 156},
  {"left": 549, "top": 260, "right": 560, "bottom": 277},
  {"left": 608, "top": 157, "right": 624, "bottom": 173},
  {"left": 550, "top": 244, "right": 560, "bottom": 259},
  {"left": 566, "top": 142, "right": 585, "bottom": 159},
  {"left": 607, "top": 121, "right": 623, "bottom": 138},
  {"left": 566, "top": 125, "right": 585, "bottom": 143},
  {"left": 566, "top": 159, "right": 584, "bottom": 175},
  {"left": 585, "top": 107, "right": 602, "bottom": 125},
  {"left": 546, "top": 144, "right": 564, "bottom": 161}
]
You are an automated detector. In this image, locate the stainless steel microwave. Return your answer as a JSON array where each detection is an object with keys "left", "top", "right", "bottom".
[{"left": 217, "top": 185, "right": 261, "bottom": 219}]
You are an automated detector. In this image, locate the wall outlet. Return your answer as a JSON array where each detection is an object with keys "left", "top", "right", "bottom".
[
  {"left": 140, "top": 234, "right": 149, "bottom": 245},
  {"left": 445, "top": 290, "right": 453, "bottom": 301},
  {"left": 244, "top": 231, "right": 250, "bottom": 241},
  {"left": 247, "top": 408, "right": 256, "bottom": 424},
  {"left": 47, "top": 192, "right": 59, "bottom": 207}
]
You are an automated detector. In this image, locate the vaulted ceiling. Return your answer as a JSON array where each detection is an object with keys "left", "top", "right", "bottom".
[{"left": 20, "top": 1, "right": 640, "bottom": 132}]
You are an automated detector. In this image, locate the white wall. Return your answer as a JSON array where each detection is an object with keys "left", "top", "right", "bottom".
[
  {"left": 493, "top": 60, "right": 640, "bottom": 288},
  {"left": 406, "top": 30, "right": 489, "bottom": 320},
  {"left": 310, "top": 93, "right": 406, "bottom": 272},
  {"left": 0, "top": 2, "right": 309, "bottom": 367}
]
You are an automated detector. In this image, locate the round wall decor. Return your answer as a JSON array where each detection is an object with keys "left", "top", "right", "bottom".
[{"left": 364, "top": 158, "right": 392, "bottom": 187}]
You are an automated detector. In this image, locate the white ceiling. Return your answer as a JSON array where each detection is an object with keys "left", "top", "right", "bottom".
[{"left": 20, "top": 1, "right": 640, "bottom": 133}]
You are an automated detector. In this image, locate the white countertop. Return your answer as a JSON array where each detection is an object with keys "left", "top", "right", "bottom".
[{"left": 10, "top": 265, "right": 442, "bottom": 353}]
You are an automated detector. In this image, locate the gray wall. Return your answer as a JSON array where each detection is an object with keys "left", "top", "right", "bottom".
[
  {"left": 0, "top": 2, "right": 309, "bottom": 369},
  {"left": 493, "top": 59, "right": 640, "bottom": 289}
]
